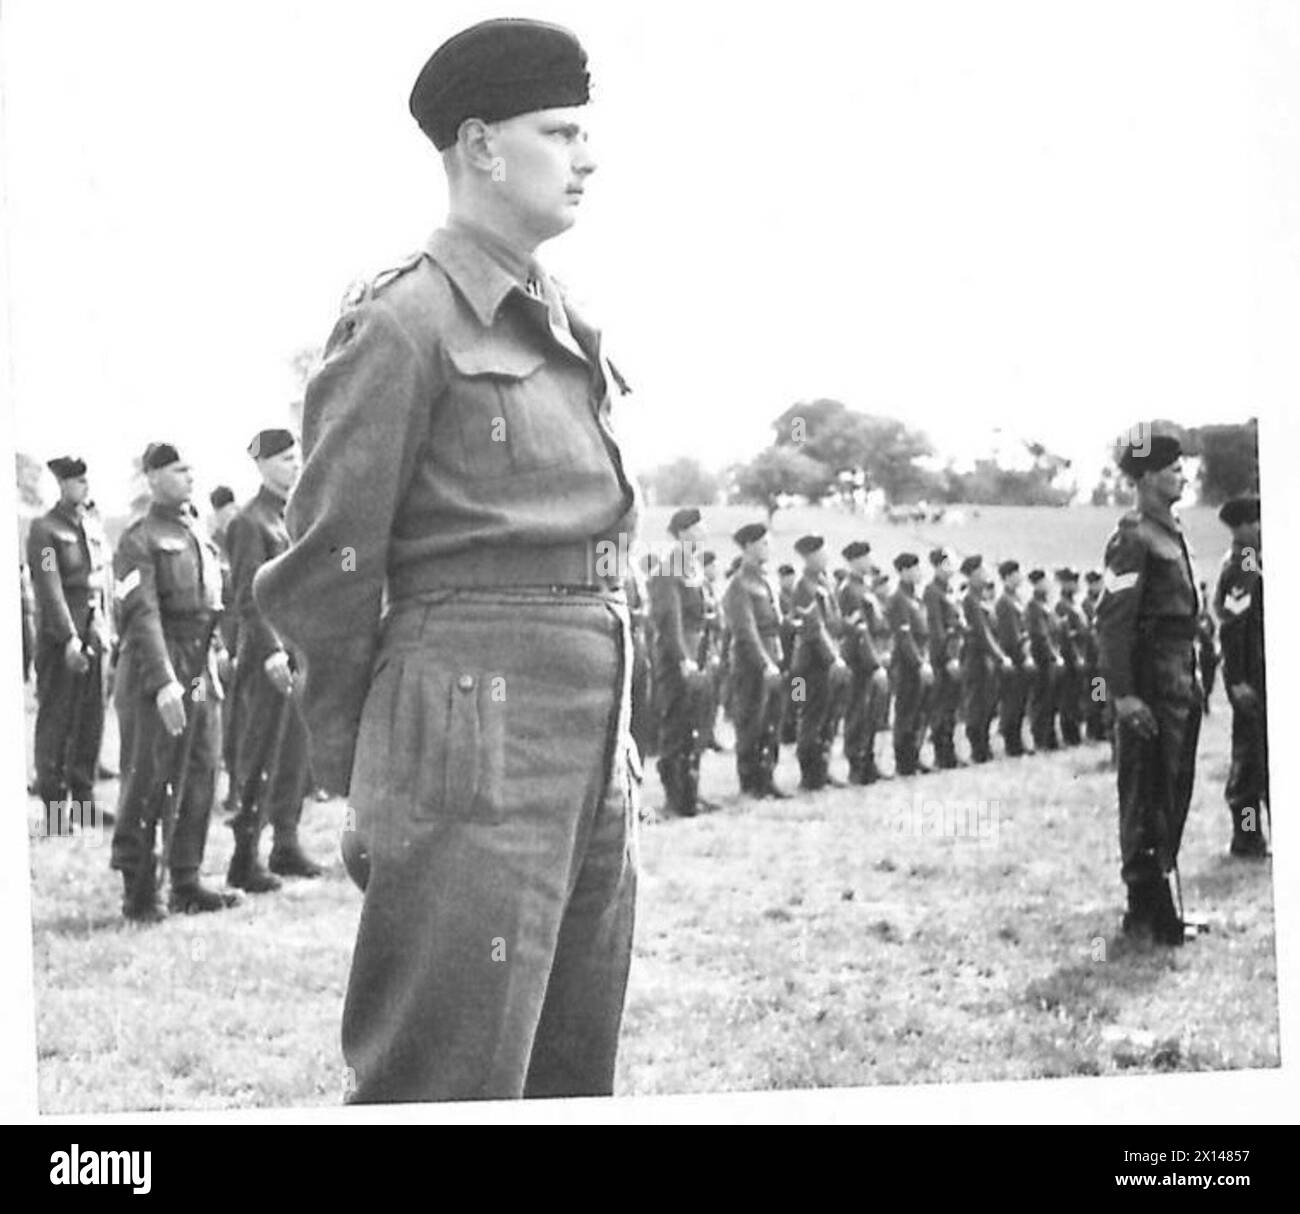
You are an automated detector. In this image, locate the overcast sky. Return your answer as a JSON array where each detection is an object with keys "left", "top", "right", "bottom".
[{"left": 2, "top": 0, "right": 1298, "bottom": 512}]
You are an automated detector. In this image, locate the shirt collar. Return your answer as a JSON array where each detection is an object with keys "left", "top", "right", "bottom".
[
  {"left": 426, "top": 219, "right": 538, "bottom": 329},
  {"left": 148, "top": 499, "right": 191, "bottom": 524},
  {"left": 256, "top": 483, "right": 287, "bottom": 514}
]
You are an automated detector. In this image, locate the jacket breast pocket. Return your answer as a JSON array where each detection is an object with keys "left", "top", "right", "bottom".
[
  {"left": 154, "top": 540, "right": 199, "bottom": 611},
  {"left": 349, "top": 650, "right": 507, "bottom": 829},
  {"left": 444, "top": 339, "right": 586, "bottom": 480}
]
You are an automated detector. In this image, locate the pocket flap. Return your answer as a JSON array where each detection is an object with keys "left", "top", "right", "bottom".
[{"left": 447, "top": 339, "right": 546, "bottom": 380}]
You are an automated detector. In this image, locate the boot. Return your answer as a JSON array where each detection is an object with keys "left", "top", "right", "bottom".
[
  {"left": 227, "top": 831, "right": 282, "bottom": 893},
  {"left": 269, "top": 834, "right": 325, "bottom": 878},
  {"left": 122, "top": 868, "right": 166, "bottom": 924},
  {"left": 169, "top": 876, "right": 239, "bottom": 914}
]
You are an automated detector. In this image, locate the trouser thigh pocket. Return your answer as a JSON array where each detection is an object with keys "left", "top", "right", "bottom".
[{"left": 412, "top": 665, "right": 506, "bottom": 824}]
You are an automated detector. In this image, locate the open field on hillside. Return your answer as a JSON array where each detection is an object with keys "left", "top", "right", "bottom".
[{"left": 24, "top": 502, "right": 1276, "bottom": 1113}]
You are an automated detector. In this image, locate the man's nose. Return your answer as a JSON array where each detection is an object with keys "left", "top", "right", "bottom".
[{"left": 573, "top": 140, "right": 597, "bottom": 177}]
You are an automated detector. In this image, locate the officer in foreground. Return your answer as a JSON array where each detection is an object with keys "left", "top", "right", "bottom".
[
  {"left": 1096, "top": 426, "right": 1204, "bottom": 946},
  {"left": 1214, "top": 494, "right": 1268, "bottom": 858},
  {"left": 226, "top": 429, "right": 323, "bottom": 891},
  {"left": 254, "top": 19, "right": 639, "bottom": 1103},
  {"left": 26, "top": 456, "right": 112, "bottom": 836},
  {"left": 110, "top": 444, "right": 236, "bottom": 920},
  {"left": 722, "top": 523, "right": 788, "bottom": 798}
]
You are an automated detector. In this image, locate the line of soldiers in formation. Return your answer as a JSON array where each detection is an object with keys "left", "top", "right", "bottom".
[
  {"left": 627, "top": 506, "right": 1250, "bottom": 840},
  {"left": 21, "top": 436, "right": 322, "bottom": 921}
]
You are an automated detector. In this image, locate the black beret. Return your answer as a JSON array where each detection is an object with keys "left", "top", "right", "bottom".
[
  {"left": 733, "top": 523, "right": 767, "bottom": 547},
  {"left": 959, "top": 554, "right": 983, "bottom": 576},
  {"left": 1218, "top": 494, "right": 1260, "bottom": 528},
  {"left": 668, "top": 507, "right": 702, "bottom": 535},
  {"left": 894, "top": 552, "right": 920, "bottom": 571},
  {"left": 47, "top": 456, "right": 86, "bottom": 480},
  {"left": 701, "top": 550, "right": 717, "bottom": 566},
  {"left": 842, "top": 540, "right": 872, "bottom": 561},
  {"left": 1116, "top": 425, "right": 1182, "bottom": 478},
  {"left": 1084, "top": 569, "right": 1103, "bottom": 584},
  {"left": 1027, "top": 569, "right": 1046, "bottom": 584},
  {"left": 997, "top": 559, "right": 1020, "bottom": 578},
  {"left": 209, "top": 486, "right": 236, "bottom": 510},
  {"left": 142, "top": 442, "right": 182, "bottom": 472},
  {"left": 1055, "top": 566, "right": 1078, "bottom": 582},
  {"left": 248, "top": 428, "right": 296, "bottom": 460},
  {"left": 410, "top": 19, "right": 591, "bottom": 151},
  {"left": 793, "top": 534, "right": 824, "bottom": 556},
  {"left": 929, "top": 546, "right": 954, "bottom": 567},
  {"left": 777, "top": 563, "right": 796, "bottom": 576}
]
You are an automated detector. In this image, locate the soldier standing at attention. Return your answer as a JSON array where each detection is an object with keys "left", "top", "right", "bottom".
[
  {"left": 1096, "top": 426, "right": 1204, "bottom": 945},
  {"left": 790, "top": 535, "right": 848, "bottom": 790},
  {"left": 27, "top": 456, "right": 112, "bottom": 836},
  {"left": 225, "top": 429, "right": 323, "bottom": 892},
  {"left": 109, "top": 444, "right": 236, "bottom": 920},
  {"left": 1025, "top": 568, "right": 1063, "bottom": 752},
  {"left": 1053, "top": 567, "right": 1088, "bottom": 747},
  {"left": 995, "top": 560, "right": 1035, "bottom": 756},
  {"left": 253, "top": 20, "right": 640, "bottom": 1102},
  {"left": 722, "top": 523, "right": 789, "bottom": 799},
  {"left": 838, "top": 542, "right": 888, "bottom": 785},
  {"left": 648, "top": 507, "right": 716, "bottom": 817},
  {"left": 1081, "top": 569, "right": 1107, "bottom": 741},
  {"left": 776, "top": 562, "right": 799, "bottom": 745},
  {"left": 1214, "top": 494, "right": 1267, "bottom": 858},
  {"left": 923, "top": 547, "right": 966, "bottom": 769},
  {"left": 959, "top": 555, "right": 1010, "bottom": 764},
  {"left": 887, "top": 552, "right": 933, "bottom": 777}
]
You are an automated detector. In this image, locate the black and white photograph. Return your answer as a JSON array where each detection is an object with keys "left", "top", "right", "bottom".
[{"left": 2, "top": 0, "right": 1297, "bottom": 1131}]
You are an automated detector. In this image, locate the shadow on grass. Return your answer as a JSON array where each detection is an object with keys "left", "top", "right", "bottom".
[
  {"left": 35, "top": 911, "right": 127, "bottom": 937},
  {"left": 1185, "top": 853, "right": 1272, "bottom": 901}
]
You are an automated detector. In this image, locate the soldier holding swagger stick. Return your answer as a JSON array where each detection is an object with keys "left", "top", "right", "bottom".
[{"left": 255, "top": 19, "right": 640, "bottom": 1103}]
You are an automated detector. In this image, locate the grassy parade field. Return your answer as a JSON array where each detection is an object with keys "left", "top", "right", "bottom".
[{"left": 24, "top": 505, "right": 1278, "bottom": 1112}]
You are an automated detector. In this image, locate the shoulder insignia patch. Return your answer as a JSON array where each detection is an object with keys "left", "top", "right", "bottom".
[{"left": 1103, "top": 568, "right": 1139, "bottom": 594}]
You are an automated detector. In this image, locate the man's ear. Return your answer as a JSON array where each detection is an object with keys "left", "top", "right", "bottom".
[{"left": 455, "top": 117, "right": 498, "bottom": 174}]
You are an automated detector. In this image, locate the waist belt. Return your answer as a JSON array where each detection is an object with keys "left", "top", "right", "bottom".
[
  {"left": 389, "top": 541, "right": 621, "bottom": 598},
  {"left": 1138, "top": 616, "right": 1198, "bottom": 641},
  {"left": 163, "top": 613, "right": 218, "bottom": 642}
]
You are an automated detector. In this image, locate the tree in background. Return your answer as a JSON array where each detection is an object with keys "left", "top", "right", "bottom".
[
  {"left": 770, "top": 399, "right": 938, "bottom": 503},
  {"left": 641, "top": 457, "right": 722, "bottom": 507},
  {"left": 730, "top": 446, "right": 827, "bottom": 522}
]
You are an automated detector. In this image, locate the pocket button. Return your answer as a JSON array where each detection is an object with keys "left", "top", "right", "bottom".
[{"left": 457, "top": 674, "right": 475, "bottom": 692}]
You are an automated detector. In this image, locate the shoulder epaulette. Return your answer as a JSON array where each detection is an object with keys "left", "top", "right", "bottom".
[{"left": 340, "top": 250, "right": 426, "bottom": 310}]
